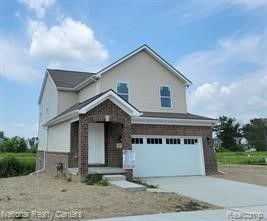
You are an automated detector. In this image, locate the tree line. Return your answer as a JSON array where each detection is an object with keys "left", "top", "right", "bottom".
[
  {"left": 0, "top": 132, "right": 37, "bottom": 153},
  {"left": 214, "top": 116, "right": 267, "bottom": 151}
]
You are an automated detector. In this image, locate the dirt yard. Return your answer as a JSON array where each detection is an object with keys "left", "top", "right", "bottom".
[
  {"left": 0, "top": 174, "right": 214, "bottom": 220},
  {"left": 214, "top": 164, "right": 267, "bottom": 187}
]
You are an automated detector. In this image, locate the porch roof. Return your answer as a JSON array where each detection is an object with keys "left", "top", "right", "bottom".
[{"left": 44, "top": 89, "right": 142, "bottom": 127}]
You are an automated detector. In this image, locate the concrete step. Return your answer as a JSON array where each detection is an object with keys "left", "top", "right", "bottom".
[
  {"left": 109, "top": 180, "right": 146, "bottom": 192},
  {"left": 67, "top": 168, "right": 78, "bottom": 176},
  {"left": 103, "top": 175, "right": 126, "bottom": 181}
]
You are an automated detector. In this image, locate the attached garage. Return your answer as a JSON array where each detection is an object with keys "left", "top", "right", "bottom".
[{"left": 132, "top": 135, "right": 206, "bottom": 177}]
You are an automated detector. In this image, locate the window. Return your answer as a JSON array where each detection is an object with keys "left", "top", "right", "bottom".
[
  {"left": 160, "top": 86, "right": 171, "bottom": 107},
  {"left": 184, "top": 138, "right": 198, "bottom": 145},
  {"left": 147, "top": 138, "right": 162, "bottom": 144},
  {"left": 166, "top": 138, "right": 181, "bottom": 145},
  {"left": 132, "top": 138, "right": 143, "bottom": 144},
  {"left": 117, "top": 82, "right": 129, "bottom": 102}
]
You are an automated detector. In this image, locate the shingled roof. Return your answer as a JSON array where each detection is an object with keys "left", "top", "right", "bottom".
[
  {"left": 141, "top": 112, "right": 215, "bottom": 120},
  {"left": 47, "top": 69, "right": 95, "bottom": 89}
]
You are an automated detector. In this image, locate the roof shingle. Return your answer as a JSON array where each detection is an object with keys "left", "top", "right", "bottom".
[{"left": 47, "top": 69, "right": 94, "bottom": 88}]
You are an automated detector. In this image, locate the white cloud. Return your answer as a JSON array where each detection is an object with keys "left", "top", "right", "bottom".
[
  {"left": 231, "top": 0, "right": 267, "bottom": 9},
  {"left": 177, "top": 34, "right": 266, "bottom": 85},
  {"left": 18, "top": 0, "right": 55, "bottom": 18},
  {"left": 28, "top": 17, "right": 109, "bottom": 62},
  {"left": 177, "top": 33, "right": 267, "bottom": 122},
  {"left": 0, "top": 123, "right": 38, "bottom": 138},
  {"left": 0, "top": 37, "right": 40, "bottom": 82},
  {"left": 189, "top": 71, "right": 267, "bottom": 122}
]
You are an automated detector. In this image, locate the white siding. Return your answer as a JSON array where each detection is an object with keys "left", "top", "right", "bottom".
[
  {"left": 38, "top": 74, "right": 58, "bottom": 151},
  {"left": 78, "top": 51, "right": 187, "bottom": 113},
  {"left": 78, "top": 82, "right": 97, "bottom": 102},
  {"left": 58, "top": 91, "right": 78, "bottom": 114},
  {"left": 47, "top": 121, "right": 70, "bottom": 152}
]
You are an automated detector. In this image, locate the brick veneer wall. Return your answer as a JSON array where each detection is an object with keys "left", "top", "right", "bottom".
[
  {"left": 35, "top": 150, "right": 69, "bottom": 175},
  {"left": 78, "top": 99, "right": 132, "bottom": 180},
  {"left": 131, "top": 124, "right": 217, "bottom": 175},
  {"left": 105, "top": 122, "right": 123, "bottom": 167},
  {"left": 69, "top": 121, "right": 79, "bottom": 168}
]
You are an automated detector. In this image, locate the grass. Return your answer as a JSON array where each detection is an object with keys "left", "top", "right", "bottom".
[
  {"left": 216, "top": 151, "right": 267, "bottom": 165},
  {"left": 0, "top": 152, "right": 35, "bottom": 164},
  {"left": 0, "top": 152, "right": 36, "bottom": 177},
  {"left": 133, "top": 178, "right": 158, "bottom": 188}
]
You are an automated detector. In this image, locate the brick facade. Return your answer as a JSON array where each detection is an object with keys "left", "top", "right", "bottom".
[
  {"left": 78, "top": 99, "right": 132, "bottom": 180},
  {"left": 38, "top": 99, "right": 216, "bottom": 181},
  {"left": 69, "top": 121, "right": 79, "bottom": 168},
  {"left": 105, "top": 122, "right": 123, "bottom": 167},
  {"left": 36, "top": 150, "right": 69, "bottom": 175},
  {"left": 131, "top": 124, "right": 217, "bottom": 175}
]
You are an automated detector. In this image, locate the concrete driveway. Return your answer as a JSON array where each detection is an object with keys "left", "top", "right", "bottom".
[{"left": 143, "top": 176, "right": 267, "bottom": 208}]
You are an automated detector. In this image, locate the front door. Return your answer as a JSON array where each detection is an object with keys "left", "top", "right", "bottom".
[{"left": 88, "top": 123, "right": 105, "bottom": 164}]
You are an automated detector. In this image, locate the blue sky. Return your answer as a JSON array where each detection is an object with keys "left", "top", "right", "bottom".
[{"left": 0, "top": 0, "right": 267, "bottom": 138}]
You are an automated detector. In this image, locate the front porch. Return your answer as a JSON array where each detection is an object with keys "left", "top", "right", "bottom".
[{"left": 68, "top": 99, "right": 134, "bottom": 180}]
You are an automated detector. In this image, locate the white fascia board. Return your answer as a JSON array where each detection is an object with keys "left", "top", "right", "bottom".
[
  {"left": 38, "top": 71, "right": 49, "bottom": 104},
  {"left": 43, "top": 110, "right": 78, "bottom": 127},
  {"left": 57, "top": 87, "right": 76, "bottom": 91},
  {"left": 79, "top": 90, "right": 142, "bottom": 117},
  {"left": 74, "top": 75, "right": 99, "bottom": 91},
  {"left": 131, "top": 116, "right": 215, "bottom": 126}
]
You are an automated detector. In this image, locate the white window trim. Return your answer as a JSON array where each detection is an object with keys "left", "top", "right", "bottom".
[
  {"left": 159, "top": 85, "right": 172, "bottom": 108},
  {"left": 116, "top": 81, "right": 130, "bottom": 102}
]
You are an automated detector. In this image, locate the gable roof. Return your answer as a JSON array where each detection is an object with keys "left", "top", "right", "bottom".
[
  {"left": 39, "top": 44, "right": 192, "bottom": 104},
  {"left": 47, "top": 69, "right": 94, "bottom": 89},
  {"left": 44, "top": 89, "right": 142, "bottom": 127},
  {"left": 76, "top": 44, "right": 192, "bottom": 90}
]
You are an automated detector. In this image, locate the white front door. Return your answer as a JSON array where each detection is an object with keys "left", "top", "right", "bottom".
[{"left": 88, "top": 123, "right": 105, "bottom": 164}]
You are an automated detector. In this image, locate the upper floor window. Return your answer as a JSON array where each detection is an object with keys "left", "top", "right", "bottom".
[
  {"left": 160, "top": 86, "right": 171, "bottom": 108},
  {"left": 117, "top": 82, "right": 129, "bottom": 102}
]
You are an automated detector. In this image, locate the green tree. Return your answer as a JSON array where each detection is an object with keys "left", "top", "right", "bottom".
[
  {"left": 0, "top": 136, "right": 27, "bottom": 152},
  {"left": 214, "top": 116, "right": 241, "bottom": 150},
  {"left": 242, "top": 118, "right": 267, "bottom": 151}
]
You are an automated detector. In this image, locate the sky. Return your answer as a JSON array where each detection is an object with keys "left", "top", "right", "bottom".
[{"left": 0, "top": 0, "right": 266, "bottom": 138}]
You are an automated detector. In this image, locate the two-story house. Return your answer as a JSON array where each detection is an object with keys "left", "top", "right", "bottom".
[{"left": 37, "top": 45, "right": 217, "bottom": 180}]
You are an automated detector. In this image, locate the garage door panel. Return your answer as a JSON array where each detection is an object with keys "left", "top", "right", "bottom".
[{"left": 133, "top": 136, "right": 205, "bottom": 177}]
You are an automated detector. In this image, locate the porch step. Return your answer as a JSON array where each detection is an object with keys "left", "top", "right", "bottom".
[
  {"left": 109, "top": 180, "right": 146, "bottom": 192},
  {"left": 67, "top": 168, "right": 78, "bottom": 176},
  {"left": 103, "top": 175, "right": 126, "bottom": 181}
]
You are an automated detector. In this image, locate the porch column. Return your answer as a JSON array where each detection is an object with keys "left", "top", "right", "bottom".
[
  {"left": 78, "top": 115, "right": 88, "bottom": 180},
  {"left": 121, "top": 120, "right": 133, "bottom": 180},
  {"left": 122, "top": 123, "right": 132, "bottom": 149}
]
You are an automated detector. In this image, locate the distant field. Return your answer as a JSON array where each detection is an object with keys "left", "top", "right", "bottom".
[
  {"left": 0, "top": 152, "right": 36, "bottom": 165},
  {"left": 217, "top": 151, "right": 267, "bottom": 165}
]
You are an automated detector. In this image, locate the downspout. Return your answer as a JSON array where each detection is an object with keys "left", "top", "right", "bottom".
[
  {"left": 91, "top": 76, "right": 100, "bottom": 95},
  {"left": 30, "top": 127, "right": 48, "bottom": 175}
]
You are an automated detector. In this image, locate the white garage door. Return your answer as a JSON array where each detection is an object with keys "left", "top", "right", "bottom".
[{"left": 132, "top": 136, "right": 205, "bottom": 177}]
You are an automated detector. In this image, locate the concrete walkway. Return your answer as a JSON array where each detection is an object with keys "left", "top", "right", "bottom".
[
  {"left": 88, "top": 205, "right": 267, "bottom": 221},
  {"left": 143, "top": 176, "right": 267, "bottom": 208}
]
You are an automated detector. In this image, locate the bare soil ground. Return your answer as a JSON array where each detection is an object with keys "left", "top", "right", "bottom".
[
  {"left": 214, "top": 164, "right": 267, "bottom": 187},
  {"left": 0, "top": 174, "right": 214, "bottom": 220}
]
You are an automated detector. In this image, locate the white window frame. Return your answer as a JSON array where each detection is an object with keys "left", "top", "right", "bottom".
[
  {"left": 159, "top": 85, "right": 172, "bottom": 108},
  {"left": 116, "top": 82, "right": 130, "bottom": 102}
]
